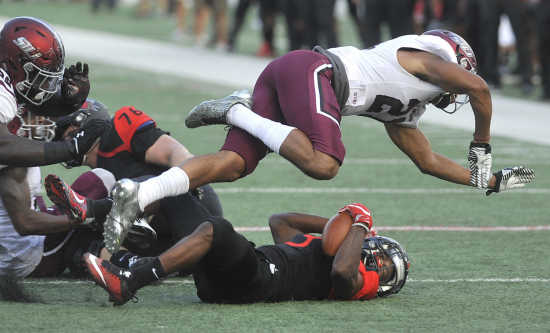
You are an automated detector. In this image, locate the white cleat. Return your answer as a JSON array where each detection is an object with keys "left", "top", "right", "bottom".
[
  {"left": 103, "top": 179, "right": 141, "bottom": 253},
  {"left": 185, "top": 89, "right": 252, "bottom": 128}
]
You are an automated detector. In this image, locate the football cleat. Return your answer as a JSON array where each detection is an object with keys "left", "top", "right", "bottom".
[
  {"left": 185, "top": 90, "right": 252, "bottom": 128},
  {"left": 123, "top": 217, "right": 158, "bottom": 255},
  {"left": 44, "top": 174, "right": 89, "bottom": 224},
  {"left": 103, "top": 179, "right": 141, "bottom": 253},
  {"left": 83, "top": 253, "right": 135, "bottom": 306}
]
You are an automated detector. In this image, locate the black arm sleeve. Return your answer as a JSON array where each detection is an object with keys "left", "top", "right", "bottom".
[
  {"left": 130, "top": 125, "right": 168, "bottom": 162},
  {"left": 0, "top": 125, "right": 74, "bottom": 166}
]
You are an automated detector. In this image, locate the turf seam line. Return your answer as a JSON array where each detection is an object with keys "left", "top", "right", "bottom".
[
  {"left": 234, "top": 226, "right": 550, "bottom": 232},
  {"left": 214, "top": 188, "right": 549, "bottom": 194}
]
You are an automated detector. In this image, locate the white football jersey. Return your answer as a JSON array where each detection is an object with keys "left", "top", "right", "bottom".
[
  {"left": 0, "top": 68, "right": 17, "bottom": 124},
  {"left": 328, "top": 35, "right": 457, "bottom": 128},
  {"left": 0, "top": 167, "right": 45, "bottom": 278}
]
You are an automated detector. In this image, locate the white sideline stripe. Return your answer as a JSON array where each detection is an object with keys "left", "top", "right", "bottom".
[
  {"left": 22, "top": 278, "right": 550, "bottom": 285},
  {"left": 261, "top": 157, "right": 550, "bottom": 165},
  {"left": 234, "top": 226, "right": 550, "bottom": 232},
  {"left": 215, "top": 187, "right": 550, "bottom": 194}
]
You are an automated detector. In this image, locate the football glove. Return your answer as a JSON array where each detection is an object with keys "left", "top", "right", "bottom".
[
  {"left": 486, "top": 166, "right": 535, "bottom": 196},
  {"left": 61, "top": 62, "right": 90, "bottom": 111},
  {"left": 338, "top": 203, "right": 373, "bottom": 230},
  {"left": 64, "top": 118, "right": 105, "bottom": 167},
  {"left": 468, "top": 142, "right": 492, "bottom": 189}
]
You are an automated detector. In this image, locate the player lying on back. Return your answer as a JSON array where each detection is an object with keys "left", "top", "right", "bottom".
[
  {"left": 99, "top": 30, "right": 535, "bottom": 253},
  {"left": 84, "top": 203, "right": 410, "bottom": 305}
]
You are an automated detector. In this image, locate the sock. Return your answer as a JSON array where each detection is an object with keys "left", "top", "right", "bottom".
[
  {"left": 227, "top": 104, "right": 295, "bottom": 153},
  {"left": 128, "top": 257, "right": 167, "bottom": 290},
  {"left": 137, "top": 167, "right": 190, "bottom": 211},
  {"left": 86, "top": 198, "right": 113, "bottom": 219}
]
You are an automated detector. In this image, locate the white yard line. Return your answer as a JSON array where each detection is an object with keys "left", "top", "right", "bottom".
[
  {"left": 214, "top": 187, "right": 550, "bottom": 194},
  {"left": 22, "top": 278, "right": 550, "bottom": 285}
]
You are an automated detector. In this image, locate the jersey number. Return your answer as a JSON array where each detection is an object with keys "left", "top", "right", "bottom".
[
  {"left": 363, "top": 95, "right": 420, "bottom": 123},
  {"left": 117, "top": 108, "right": 144, "bottom": 125}
]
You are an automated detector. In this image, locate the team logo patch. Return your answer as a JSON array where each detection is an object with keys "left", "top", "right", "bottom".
[{"left": 12, "top": 37, "right": 42, "bottom": 59}]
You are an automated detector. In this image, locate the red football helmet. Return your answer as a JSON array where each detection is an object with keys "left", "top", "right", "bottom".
[
  {"left": 0, "top": 17, "right": 65, "bottom": 106},
  {"left": 423, "top": 29, "right": 477, "bottom": 114}
]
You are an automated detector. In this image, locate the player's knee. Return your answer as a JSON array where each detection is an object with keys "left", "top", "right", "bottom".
[
  {"left": 206, "top": 217, "right": 235, "bottom": 249},
  {"left": 306, "top": 160, "right": 340, "bottom": 180}
]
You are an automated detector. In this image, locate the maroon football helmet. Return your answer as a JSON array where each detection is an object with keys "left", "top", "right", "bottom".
[
  {"left": 423, "top": 30, "right": 477, "bottom": 114},
  {"left": 0, "top": 17, "right": 65, "bottom": 106},
  {"left": 423, "top": 29, "right": 477, "bottom": 74}
]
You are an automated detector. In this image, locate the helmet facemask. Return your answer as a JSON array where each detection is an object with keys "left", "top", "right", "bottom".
[
  {"left": 12, "top": 106, "right": 56, "bottom": 142},
  {"left": 361, "top": 236, "right": 410, "bottom": 297},
  {"left": 15, "top": 61, "right": 64, "bottom": 106}
]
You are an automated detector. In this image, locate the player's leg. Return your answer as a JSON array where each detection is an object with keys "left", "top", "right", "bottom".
[
  {"left": 186, "top": 50, "right": 344, "bottom": 180},
  {"left": 259, "top": 50, "right": 344, "bottom": 179},
  {"left": 85, "top": 217, "right": 259, "bottom": 305},
  {"left": 84, "top": 219, "right": 215, "bottom": 305}
]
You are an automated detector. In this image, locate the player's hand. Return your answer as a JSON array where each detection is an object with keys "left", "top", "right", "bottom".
[
  {"left": 61, "top": 62, "right": 90, "bottom": 108},
  {"left": 468, "top": 142, "right": 492, "bottom": 189},
  {"left": 486, "top": 166, "right": 535, "bottom": 196},
  {"left": 338, "top": 203, "right": 373, "bottom": 230},
  {"left": 65, "top": 118, "right": 105, "bottom": 166}
]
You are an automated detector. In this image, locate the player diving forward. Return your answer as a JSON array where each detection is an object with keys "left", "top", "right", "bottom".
[{"left": 102, "top": 29, "right": 535, "bottom": 253}]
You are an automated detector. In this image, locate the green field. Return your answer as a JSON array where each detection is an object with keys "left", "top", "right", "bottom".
[{"left": 1, "top": 3, "right": 550, "bottom": 332}]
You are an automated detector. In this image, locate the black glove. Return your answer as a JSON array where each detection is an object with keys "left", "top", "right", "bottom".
[
  {"left": 64, "top": 118, "right": 106, "bottom": 167},
  {"left": 61, "top": 62, "right": 90, "bottom": 110}
]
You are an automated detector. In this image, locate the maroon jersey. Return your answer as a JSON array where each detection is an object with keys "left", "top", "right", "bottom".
[{"left": 97, "top": 106, "right": 168, "bottom": 179}]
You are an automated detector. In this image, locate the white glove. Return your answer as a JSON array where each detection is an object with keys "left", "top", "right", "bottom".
[
  {"left": 468, "top": 142, "right": 492, "bottom": 189},
  {"left": 486, "top": 166, "right": 535, "bottom": 196}
]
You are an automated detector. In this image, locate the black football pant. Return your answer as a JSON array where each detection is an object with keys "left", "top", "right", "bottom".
[{"left": 192, "top": 217, "right": 264, "bottom": 303}]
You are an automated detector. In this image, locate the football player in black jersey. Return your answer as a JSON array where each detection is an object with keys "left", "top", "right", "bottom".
[
  {"left": 47, "top": 99, "right": 223, "bottom": 254},
  {"left": 83, "top": 202, "right": 410, "bottom": 305}
]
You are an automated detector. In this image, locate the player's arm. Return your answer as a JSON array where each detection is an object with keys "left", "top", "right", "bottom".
[
  {"left": 398, "top": 49, "right": 492, "bottom": 143},
  {"left": 144, "top": 134, "right": 194, "bottom": 167},
  {"left": 384, "top": 123, "right": 494, "bottom": 187},
  {"left": 0, "top": 168, "right": 76, "bottom": 235},
  {"left": 0, "top": 121, "right": 103, "bottom": 167},
  {"left": 330, "top": 224, "right": 367, "bottom": 299},
  {"left": 268, "top": 213, "right": 328, "bottom": 244}
]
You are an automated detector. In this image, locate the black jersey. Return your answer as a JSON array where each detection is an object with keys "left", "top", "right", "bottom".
[
  {"left": 255, "top": 234, "right": 334, "bottom": 301},
  {"left": 97, "top": 106, "right": 168, "bottom": 180}
]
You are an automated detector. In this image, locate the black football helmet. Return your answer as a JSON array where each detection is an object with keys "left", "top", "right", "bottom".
[
  {"left": 423, "top": 29, "right": 477, "bottom": 114},
  {"left": 0, "top": 17, "right": 65, "bottom": 106},
  {"left": 361, "top": 236, "right": 410, "bottom": 297},
  {"left": 54, "top": 98, "right": 111, "bottom": 168},
  {"left": 54, "top": 98, "right": 111, "bottom": 141}
]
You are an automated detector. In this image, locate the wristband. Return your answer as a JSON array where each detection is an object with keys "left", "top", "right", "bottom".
[{"left": 351, "top": 223, "right": 370, "bottom": 233}]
